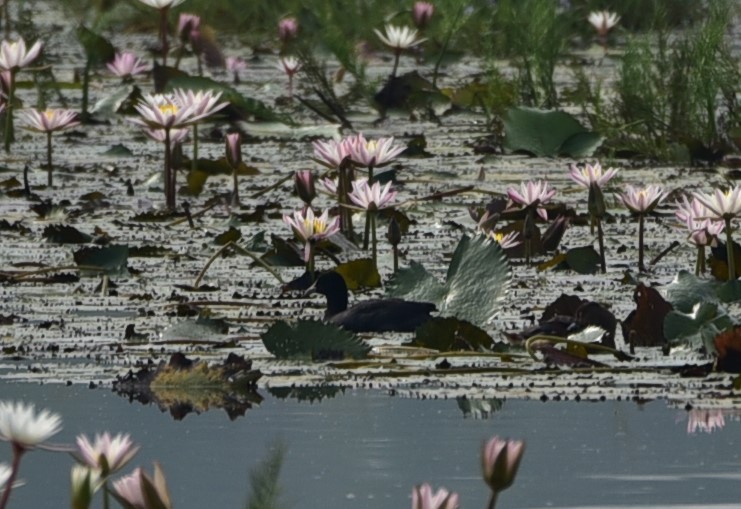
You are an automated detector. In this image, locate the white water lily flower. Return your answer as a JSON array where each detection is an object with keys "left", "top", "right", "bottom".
[
  {"left": 621, "top": 184, "right": 666, "bottom": 214},
  {"left": 411, "top": 483, "right": 459, "bottom": 509},
  {"left": 136, "top": 0, "right": 186, "bottom": 8},
  {"left": 348, "top": 180, "right": 397, "bottom": 211},
  {"left": 568, "top": 162, "right": 618, "bottom": 189},
  {"left": 0, "top": 401, "right": 62, "bottom": 449},
  {"left": 693, "top": 186, "right": 741, "bottom": 221},
  {"left": 507, "top": 180, "right": 556, "bottom": 220},
  {"left": 588, "top": 10, "right": 620, "bottom": 36},
  {"left": 107, "top": 52, "right": 148, "bottom": 78},
  {"left": 349, "top": 133, "right": 405, "bottom": 168},
  {"left": 374, "top": 24, "right": 426, "bottom": 50}
]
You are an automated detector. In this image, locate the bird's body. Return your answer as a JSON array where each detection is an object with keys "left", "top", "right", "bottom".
[{"left": 310, "top": 271, "right": 436, "bottom": 333}]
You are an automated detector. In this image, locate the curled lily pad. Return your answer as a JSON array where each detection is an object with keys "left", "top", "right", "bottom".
[
  {"left": 73, "top": 245, "right": 128, "bottom": 277},
  {"left": 387, "top": 234, "right": 510, "bottom": 328},
  {"left": 504, "top": 107, "right": 603, "bottom": 157},
  {"left": 413, "top": 317, "right": 494, "bottom": 351}
]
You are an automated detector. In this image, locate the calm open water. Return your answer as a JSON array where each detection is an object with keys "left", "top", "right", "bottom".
[{"left": 0, "top": 382, "right": 740, "bottom": 508}]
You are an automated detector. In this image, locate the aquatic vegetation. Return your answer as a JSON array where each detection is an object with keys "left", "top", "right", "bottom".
[
  {"left": 75, "top": 432, "right": 139, "bottom": 476},
  {"left": 348, "top": 179, "right": 397, "bottom": 268},
  {"left": 482, "top": 436, "right": 525, "bottom": 509},
  {"left": 374, "top": 24, "right": 426, "bottom": 77},
  {"left": 112, "top": 463, "right": 172, "bottom": 509},
  {"left": 17, "top": 108, "right": 79, "bottom": 186},
  {"left": 694, "top": 186, "right": 741, "bottom": 280},
  {"left": 136, "top": 0, "right": 186, "bottom": 66},
  {"left": 675, "top": 196, "right": 724, "bottom": 275},
  {"left": 621, "top": 184, "right": 666, "bottom": 273},
  {"left": 107, "top": 52, "right": 149, "bottom": 80},
  {"left": 411, "top": 483, "right": 459, "bottom": 509},
  {"left": 283, "top": 207, "right": 339, "bottom": 272},
  {"left": 507, "top": 179, "right": 556, "bottom": 263},
  {"left": 277, "top": 56, "right": 301, "bottom": 99},
  {"left": 412, "top": 2, "right": 434, "bottom": 30},
  {"left": 0, "top": 37, "right": 42, "bottom": 152}
]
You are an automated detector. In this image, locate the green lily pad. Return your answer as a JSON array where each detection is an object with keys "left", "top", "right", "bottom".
[
  {"left": 664, "top": 271, "right": 720, "bottom": 313},
  {"left": 73, "top": 245, "right": 129, "bottom": 277},
  {"left": 43, "top": 225, "right": 92, "bottom": 244},
  {"left": 664, "top": 302, "right": 734, "bottom": 353},
  {"left": 76, "top": 25, "right": 115, "bottom": 66},
  {"left": 564, "top": 246, "right": 601, "bottom": 275},
  {"left": 413, "top": 317, "right": 494, "bottom": 351},
  {"left": 261, "top": 319, "right": 370, "bottom": 361},
  {"left": 335, "top": 259, "right": 381, "bottom": 290},
  {"left": 503, "top": 107, "right": 603, "bottom": 157},
  {"left": 387, "top": 234, "right": 510, "bottom": 328}
]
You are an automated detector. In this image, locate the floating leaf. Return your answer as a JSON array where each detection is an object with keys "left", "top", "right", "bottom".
[
  {"left": 73, "top": 245, "right": 128, "bottom": 277},
  {"left": 261, "top": 319, "right": 370, "bottom": 361},
  {"left": 43, "top": 225, "right": 92, "bottom": 244},
  {"left": 663, "top": 271, "right": 719, "bottom": 313},
  {"left": 388, "top": 235, "right": 510, "bottom": 327},
  {"left": 622, "top": 284, "right": 672, "bottom": 347},
  {"left": 413, "top": 317, "right": 494, "bottom": 351},
  {"left": 334, "top": 258, "right": 381, "bottom": 290},
  {"left": 664, "top": 302, "right": 733, "bottom": 353},
  {"left": 260, "top": 235, "right": 304, "bottom": 267},
  {"left": 90, "top": 85, "right": 139, "bottom": 120},
  {"left": 101, "top": 144, "right": 134, "bottom": 157},
  {"left": 214, "top": 227, "right": 241, "bottom": 245},
  {"left": 374, "top": 71, "right": 451, "bottom": 115},
  {"left": 564, "top": 246, "right": 601, "bottom": 274},
  {"left": 160, "top": 316, "right": 230, "bottom": 342},
  {"left": 503, "top": 107, "right": 603, "bottom": 157}
]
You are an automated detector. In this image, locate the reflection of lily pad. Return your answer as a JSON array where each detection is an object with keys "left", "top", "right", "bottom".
[
  {"left": 160, "top": 316, "right": 230, "bottom": 342},
  {"left": 268, "top": 385, "right": 345, "bottom": 403},
  {"left": 261, "top": 319, "right": 370, "bottom": 361},
  {"left": 387, "top": 235, "right": 510, "bottom": 327},
  {"left": 112, "top": 353, "right": 262, "bottom": 421},
  {"left": 504, "top": 107, "right": 603, "bottom": 157}
]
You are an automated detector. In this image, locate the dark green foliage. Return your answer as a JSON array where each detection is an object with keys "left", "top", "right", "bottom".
[{"left": 261, "top": 319, "right": 371, "bottom": 361}]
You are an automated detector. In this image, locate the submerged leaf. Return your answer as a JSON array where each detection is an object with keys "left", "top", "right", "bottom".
[{"left": 261, "top": 319, "right": 370, "bottom": 361}]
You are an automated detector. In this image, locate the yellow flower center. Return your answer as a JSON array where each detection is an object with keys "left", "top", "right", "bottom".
[
  {"left": 42, "top": 110, "right": 55, "bottom": 120},
  {"left": 493, "top": 233, "right": 505, "bottom": 243},
  {"left": 158, "top": 102, "right": 178, "bottom": 116}
]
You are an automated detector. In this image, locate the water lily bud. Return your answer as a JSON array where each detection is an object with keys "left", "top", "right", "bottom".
[
  {"left": 178, "top": 13, "right": 201, "bottom": 43},
  {"left": 481, "top": 436, "right": 525, "bottom": 494},
  {"left": 588, "top": 182, "right": 606, "bottom": 218},
  {"left": 225, "top": 132, "right": 242, "bottom": 169},
  {"left": 294, "top": 169, "right": 316, "bottom": 204},
  {"left": 413, "top": 2, "right": 434, "bottom": 29},
  {"left": 387, "top": 216, "right": 401, "bottom": 247},
  {"left": 278, "top": 17, "right": 299, "bottom": 43}
]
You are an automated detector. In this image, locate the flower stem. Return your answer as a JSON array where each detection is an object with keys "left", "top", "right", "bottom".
[
  {"left": 0, "top": 443, "right": 25, "bottom": 509},
  {"left": 164, "top": 129, "right": 174, "bottom": 210},
  {"left": 103, "top": 480, "right": 110, "bottom": 509},
  {"left": 232, "top": 167, "right": 240, "bottom": 206},
  {"left": 3, "top": 70, "right": 15, "bottom": 153},
  {"left": 306, "top": 243, "right": 315, "bottom": 275},
  {"left": 191, "top": 123, "right": 199, "bottom": 174},
  {"left": 596, "top": 215, "right": 606, "bottom": 273},
  {"left": 159, "top": 7, "right": 170, "bottom": 66},
  {"left": 487, "top": 490, "right": 498, "bottom": 509},
  {"left": 46, "top": 131, "right": 53, "bottom": 186},
  {"left": 725, "top": 217, "right": 735, "bottom": 281},
  {"left": 391, "top": 50, "right": 400, "bottom": 78},
  {"left": 638, "top": 213, "right": 645, "bottom": 272},
  {"left": 363, "top": 212, "right": 371, "bottom": 250},
  {"left": 392, "top": 246, "right": 398, "bottom": 272},
  {"left": 371, "top": 212, "right": 377, "bottom": 270},
  {"left": 696, "top": 245, "right": 705, "bottom": 276}
]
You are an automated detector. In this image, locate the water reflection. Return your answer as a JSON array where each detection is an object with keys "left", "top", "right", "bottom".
[
  {"left": 456, "top": 397, "right": 504, "bottom": 419},
  {"left": 684, "top": 408, "right": 741, "bottom": 434}
]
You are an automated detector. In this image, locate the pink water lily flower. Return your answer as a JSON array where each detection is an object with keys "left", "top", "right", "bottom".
[
  {"left": 568, "top": 162, "right": 618, "bottom": 189},
  {"left": 76, "top": 432, "right": 139, "bottom": 476},
  {"left": 487, "top": 230, "right": 521, "bottom": 250},
  {"left": 412, "top": 2, "right": 434, "bottom": 29},
  {"left": 312, "top": 137, "right": 355, "bottom": 169},
  {"left": 374, "top": 24, "right": 426, "bottom": 50},
  {"left": 278, "top": 17, "right": 299, "bottom": 42},
  {"left": 348, "top": 180, "right": 397, "bottom": 211},
  {"left": 144, "top": 127, "right": 189, "bottom": 144},
  {"left": 283, "top": 208, "right": 340, "bottom": 261},
  {"left": 113, "top": 463, "right": 172, "bottom": 509},
  {"left": 171, "top": 88, "right": 227, "bottom": 118},
  {"left": 0, "top": 37, "right": 42, "bottom": 71},
  {"left": 294, "top": 169, "right": 316, "bottom": 204},
  {"left": 621, "top": 184, "right": 665, "bottom": 214},
  {"left": 481, "top": 436, "right": 525, "bottom": 493},
  {"left": 131, "top": 93, "right": 197, "bottom": 130},
  {"left": 278, "top": 55, "right": 302, "bottom": 76},
  {"left": 507, "top": 180, "right": 556, "bottom": 220},
  {"left": 107, "top": 52, "right": 149, "bottom": 78},
  {"left": 693, "top": 186, "right": 741, "bottom": 221},
  {"left": 350, "top": 133, "right": 405, "bottom": 168},
  {"left": 411, "top": 483, "right": 459, "bottom": 509},
  {"left": 177, "top": 13, "right": 200, "bottom": 40},
  {"left": 17, "top": 108, "right": 79, "bottom": 133},
  {"left": 675, "top": 196, "right": 724, "bottom": 246}
]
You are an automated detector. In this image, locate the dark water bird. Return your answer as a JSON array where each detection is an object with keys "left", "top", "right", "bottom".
[{"left": 308, "top": 271, "right": 436, "bottom": 333}]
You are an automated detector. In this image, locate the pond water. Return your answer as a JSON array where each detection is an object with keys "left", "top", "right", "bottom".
[{"left": 3, "top": 381, "right": 741, "bottom": 509}]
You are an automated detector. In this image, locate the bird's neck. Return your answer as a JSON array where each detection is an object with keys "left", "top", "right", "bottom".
[{"left": 324, "top": 292, "right": 348, "bottom": 318}]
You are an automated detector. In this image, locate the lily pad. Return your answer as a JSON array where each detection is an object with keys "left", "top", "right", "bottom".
[
  {"left": 413, "top": 317, "right": 494, "bottom": 351},
  {"left": 73, "top": 245, "right": 129, "bottom": 277},
  {"left": 261, "top": 319, "right": 370, "bottom": 361},
  {"left": 334, "top": 258, "right": 381, "bottom": 290},
  {"left": 664, "top": 302, "right": 734, "bottom": 353},
  {"left": 387, "top": 234, "right": 510, "bottom": 327},
  {"left": 76, "top": 25, "right": 115, "bottom": 66},
  {"left": 503, "top": 107, "right": 603, "bottom": 157}
]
